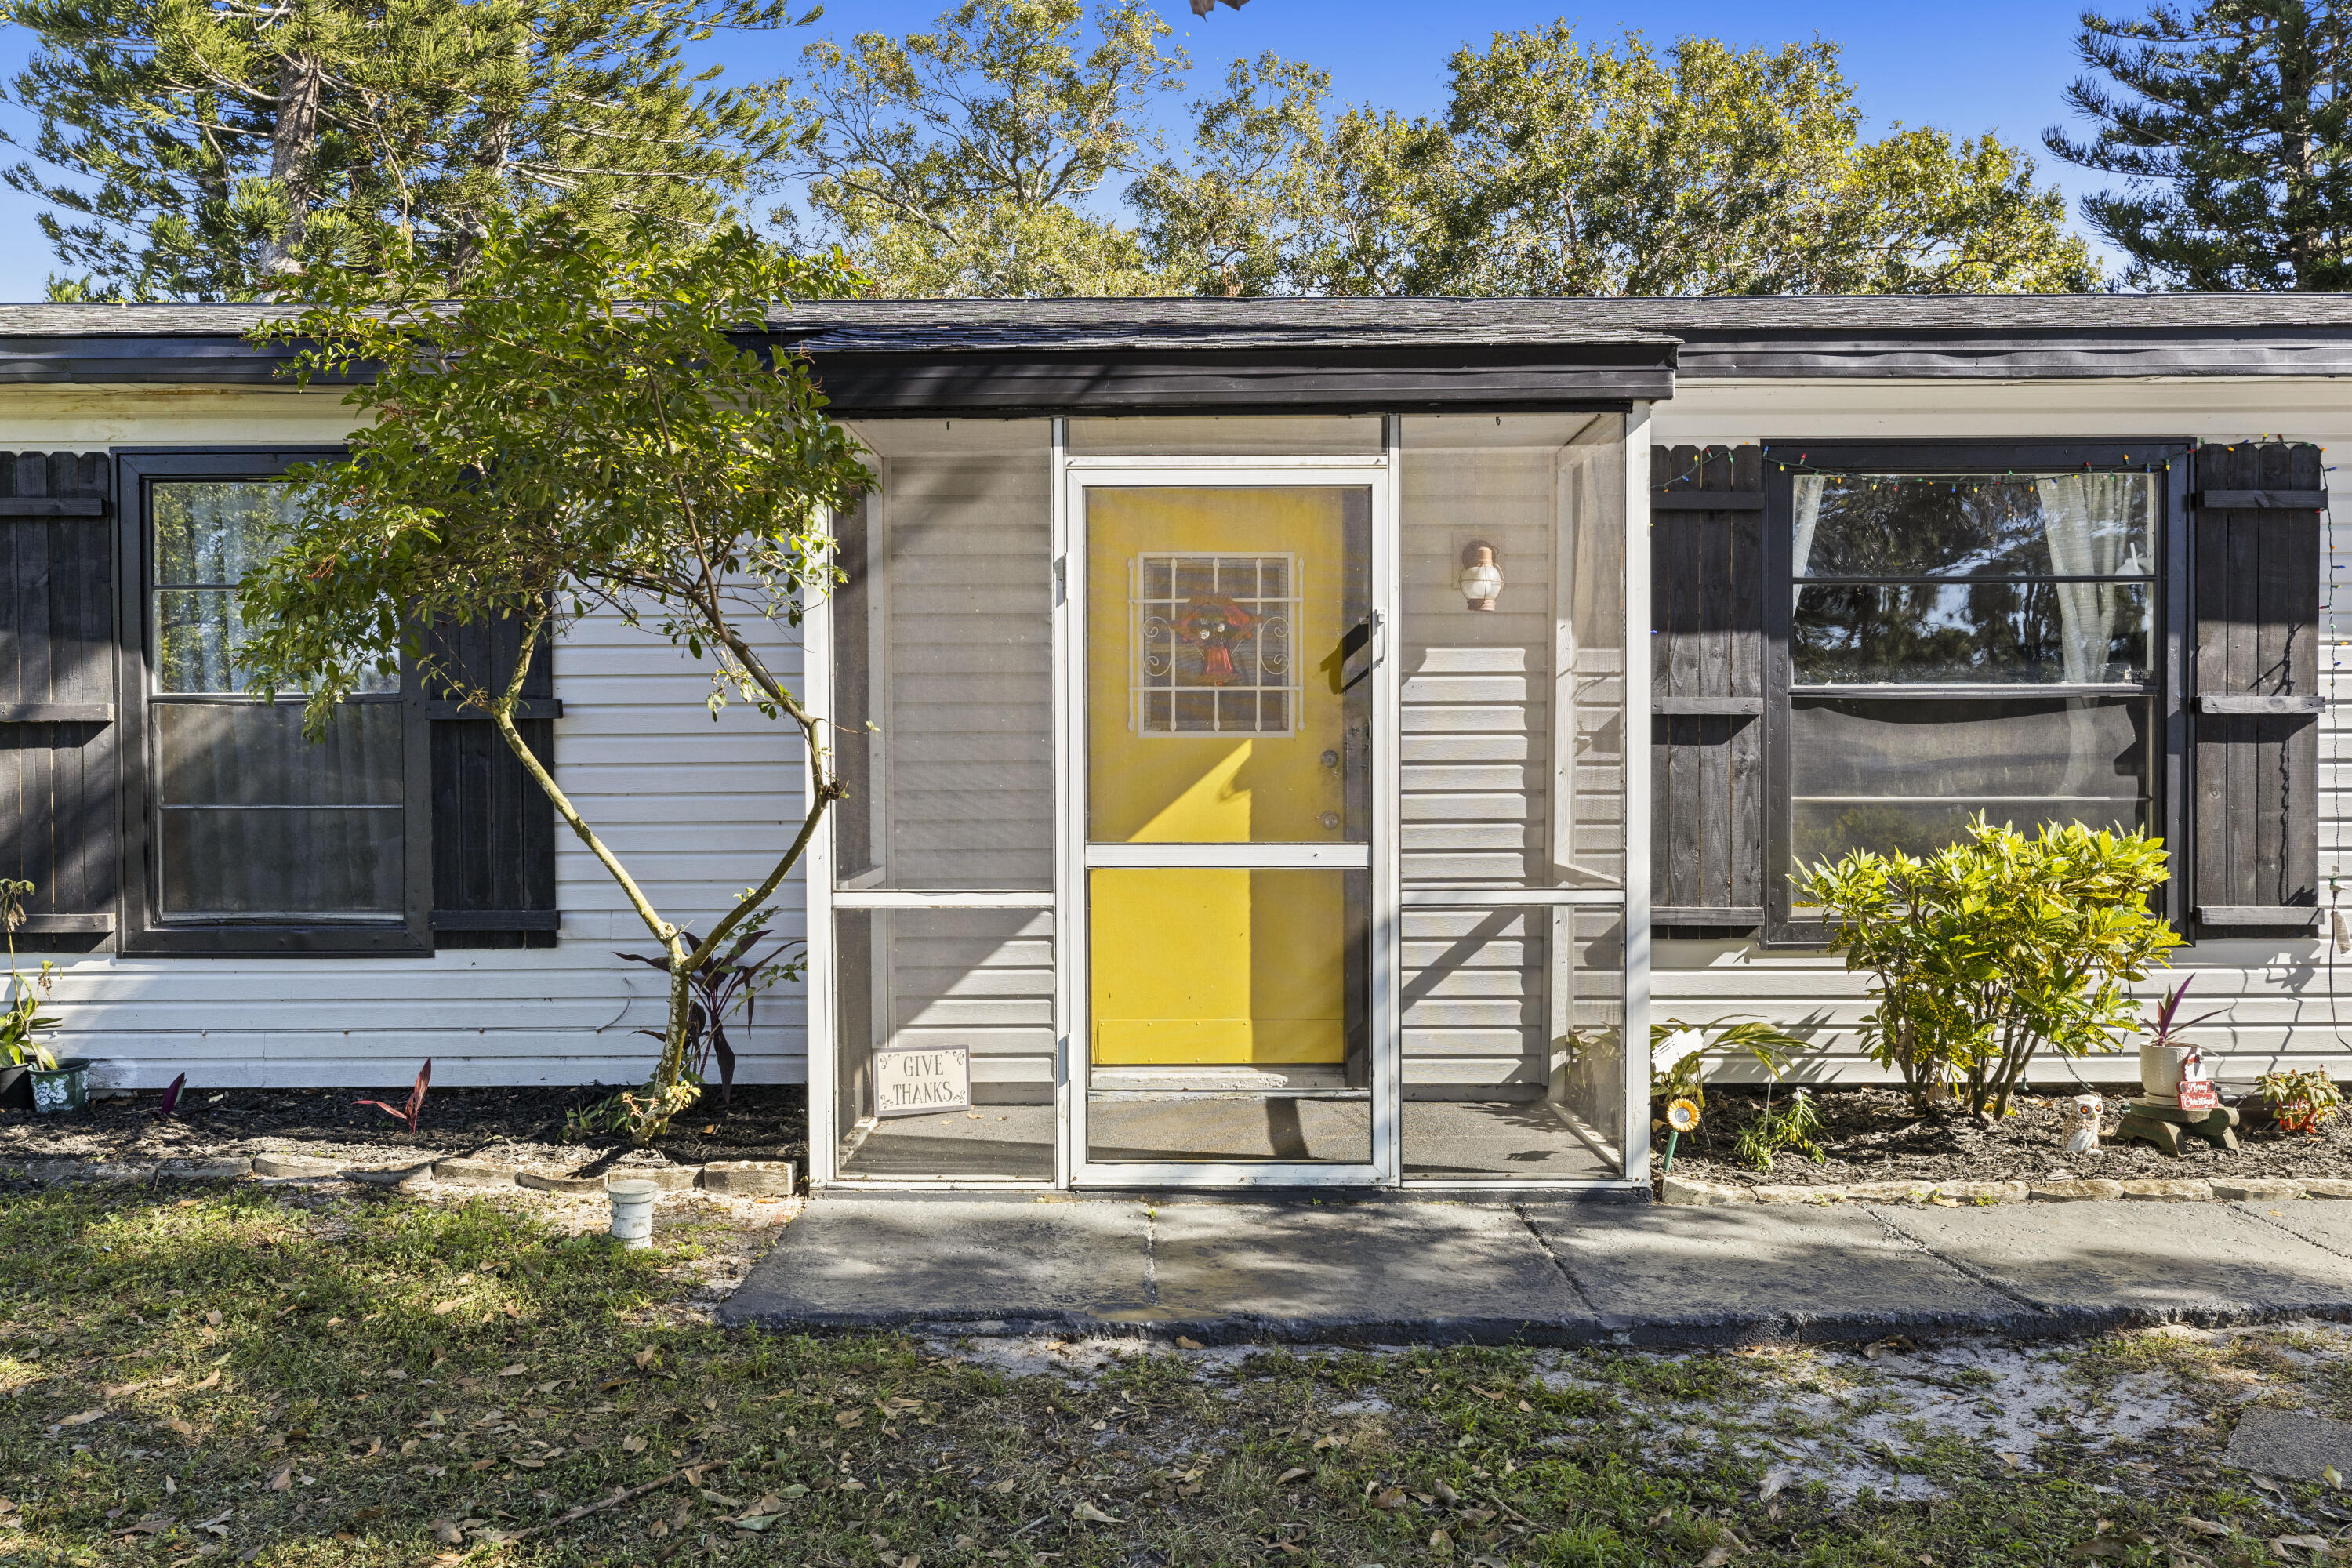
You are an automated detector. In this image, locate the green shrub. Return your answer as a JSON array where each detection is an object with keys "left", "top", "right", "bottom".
[{"left": 1793, "top": 816, "right": 2180, "bottom": 1118}]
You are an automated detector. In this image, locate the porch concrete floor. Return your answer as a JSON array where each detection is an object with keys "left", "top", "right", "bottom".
[
  {"left": 720, "top": 1197, "right": 2352, "bottom": 1346},
  {"left": 833, "top": 1099, "right": 1612, "bottom": 1180}
]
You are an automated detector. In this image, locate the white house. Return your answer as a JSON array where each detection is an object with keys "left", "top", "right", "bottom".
[{"left": 5, "top": 296, "right": 2347, "bottom": 1194}]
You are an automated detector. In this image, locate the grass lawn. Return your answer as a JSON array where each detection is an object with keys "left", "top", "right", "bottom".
[{"left": 1, "top": 1178, "right": 2346, "bottom": 1567}]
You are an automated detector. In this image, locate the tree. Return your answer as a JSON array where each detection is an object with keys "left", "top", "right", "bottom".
[
  {"left": 2046, "top": 2, "right": 2352, "bottom": 290},
  {"left": 1129, "top": 53, "right": 1438, "bottom": 296},
  {"left": 1139, "top": 31, "right": 2097, "bottom": 296},
  {"left": 782, "top": 0, "right": 1185, "bottom": 296},
  {"left": 5, "top": 0, "right": 806, "bottom": 300},
  {"left": 234, "top": 212, "right": 870, "bottom": 1140}
]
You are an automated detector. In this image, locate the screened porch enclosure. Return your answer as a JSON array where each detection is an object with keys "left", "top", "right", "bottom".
[{"left": 805, "top": 413, "right": 1646, "bottom": 1189}]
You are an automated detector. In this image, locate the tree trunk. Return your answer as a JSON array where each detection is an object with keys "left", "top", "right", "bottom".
[{"left": 260, "top": 52, "right": 325, "bottom": 279}]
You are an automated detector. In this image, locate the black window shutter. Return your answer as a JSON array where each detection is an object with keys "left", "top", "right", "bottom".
[
  {"left": 1650, "top": 444, "right": 1766, "bottom": 930},
  {"left": 2190, "top": 441, "right": 2324, "bottom": 931},
  {"left": 0, "top": 452, "right": 116, "bottom": 946},
  {"left": 424, "top": 616, "right": 561, "bottom": 949}
]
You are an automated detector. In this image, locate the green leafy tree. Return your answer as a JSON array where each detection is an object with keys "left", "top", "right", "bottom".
[
  {"left": 1129, "top": 53, "right": 1438, "bottom": 296},
  {"left": 234, "top": 212, "right": 870, "bottom": 1141},
  {"left": 2046, "top": 1, "right": 2352, "bottom": 290},
  {"left": 5, "top": 0, "right": 806, "bottom": 300},
  {"left": 1139, "top": 31, "right": 2096, "bottom": 296},
  {"left": 782, "top": 0, "right": 1183, "bottom": 296},
  {"left": 1795, "top": 817, "right": 2181, "bottom": 1120}
]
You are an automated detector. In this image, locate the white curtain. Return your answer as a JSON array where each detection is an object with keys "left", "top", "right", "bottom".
[
  {"left": 2034, "top": 473, "right": 2150, "bottom": 684},
  {"left": 1790, "top": 474, "right": 1826, "bottom": 611},
  {"left": 2034, "top": 473, "right": 2152, "bottom": 803}
]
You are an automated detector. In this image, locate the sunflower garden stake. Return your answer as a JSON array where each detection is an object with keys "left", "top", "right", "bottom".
[{"left": 1661, "top": 1098, "right": 1700, "bottom": 1177}]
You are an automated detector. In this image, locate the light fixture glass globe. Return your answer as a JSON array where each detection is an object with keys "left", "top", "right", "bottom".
[{"left": 1458, "top": 543, "right": 1503, "bottom": 610}]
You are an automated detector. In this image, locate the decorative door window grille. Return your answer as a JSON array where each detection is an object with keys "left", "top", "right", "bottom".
[{"left": 1131, "top": 553, "right": 1299, "bottom": 735}]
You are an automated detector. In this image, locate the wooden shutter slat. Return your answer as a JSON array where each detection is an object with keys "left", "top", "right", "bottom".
[
  {"left": 0, "top": 451, "right": 114, "bottom": 945},
  {"left": 1651, "top": 443, "right": 1766, "bottom": 929},
  {"left": 425, "top": 614, "right": 559, "bottom": 949},
  {"left": 2190, "top": 441, "right": 2321, "bottom": 927}
]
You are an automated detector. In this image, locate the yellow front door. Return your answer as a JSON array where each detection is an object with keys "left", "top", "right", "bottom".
[{"left": 1085, "top": 487, "right": 1366, "bottom": 1068}]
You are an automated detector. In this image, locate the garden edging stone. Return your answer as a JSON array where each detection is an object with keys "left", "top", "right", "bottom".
[
  {"left": 3, "top": 1152, "right": 771, "bottom": 1197},
  {"left": 1657, "top": 1172, "right": 2343, "bottom": 1207}
]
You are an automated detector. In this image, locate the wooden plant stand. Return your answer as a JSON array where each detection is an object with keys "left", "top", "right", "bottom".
[{"left": 2115, "top": 1098, "right": 2241, "bottom": 1156}]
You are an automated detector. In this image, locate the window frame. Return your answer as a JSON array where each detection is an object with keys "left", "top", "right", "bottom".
[
  {"left": 1762, "top": 439, "right": 2192, "bottom": 947},
  {"left": 114, "top": 448, "right": 431, "bottom": 956}
]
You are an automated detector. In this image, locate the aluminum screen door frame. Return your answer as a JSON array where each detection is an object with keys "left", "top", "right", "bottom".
[{"left": 1061, "top": 445, "right": 1402, "bottom": 1188}]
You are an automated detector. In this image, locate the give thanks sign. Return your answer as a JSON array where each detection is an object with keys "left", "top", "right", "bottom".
[{"left": 873, "top": 1046, "right": 971, "bottom": 1117}]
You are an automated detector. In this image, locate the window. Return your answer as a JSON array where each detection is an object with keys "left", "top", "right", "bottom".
[
  {"left": 1765, "top": 441, "right": 2187, "bottom": 942},
  {"left": 1130, "top": 552, "right": 1298, "bottom": 736},
  {"left": 118, "top": 450, "right": 429, "bottom": 955}
]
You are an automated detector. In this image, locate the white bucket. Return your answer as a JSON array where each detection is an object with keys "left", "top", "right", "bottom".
[{"left": 607, "top": 1180, "right": 659, "bottom": 1248}]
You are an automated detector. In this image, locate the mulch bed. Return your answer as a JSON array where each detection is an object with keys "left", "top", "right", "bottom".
[
  {"left": 1657, "top": 1083, "right": 2352, "bottom": 1189},
  {"left": 0, "top": 1082, "right": 811, "bottom": 1178}
]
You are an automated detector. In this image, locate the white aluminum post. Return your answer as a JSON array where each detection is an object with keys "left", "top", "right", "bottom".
[
  {"left": 1051, "top": 416, "right": 1075, "bottom": 1189},
  {"left": 1374, "top": 415, "right": 1403, "bottom": 1185},
  {"left": 1621, "top": 404, "right": 1653, "bottom": 1185},
  {"left": 802, "top": 508, "right": 840, "bottom": 1188}
]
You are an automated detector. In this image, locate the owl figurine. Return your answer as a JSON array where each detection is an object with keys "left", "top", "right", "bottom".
[{"left": 2064, "top": 1093, "right": 2104, "bottom": 1156}]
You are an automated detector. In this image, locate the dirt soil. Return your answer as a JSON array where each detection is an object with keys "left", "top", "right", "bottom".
[
  {"left": 0, "top": 1082, "right": 811, "bottom": 1178},
  {"left": 1657, "top": 1083, "right": 2352, "bottom": 1188}
]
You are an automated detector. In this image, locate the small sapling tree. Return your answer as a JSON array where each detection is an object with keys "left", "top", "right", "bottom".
[{"left": 237, "top": 211, "right": 870, "bottom": 1141}]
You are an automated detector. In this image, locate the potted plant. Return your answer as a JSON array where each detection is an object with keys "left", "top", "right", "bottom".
[
  {"left": 0, "top": 879, "right": 74, "bottom": 1114},
  {"left": 2256, "top": 1069, "right": 2342, "bottom": 1134}
]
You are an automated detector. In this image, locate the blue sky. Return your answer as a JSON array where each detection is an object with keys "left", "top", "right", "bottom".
[{"left": 0, "top": 0, "right": 2117, "bottom": 298}]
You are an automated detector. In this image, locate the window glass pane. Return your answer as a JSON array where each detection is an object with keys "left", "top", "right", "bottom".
[
  {"left": 1790, "top": 696, "right": 2151, "bottom": 866},
  {"left": 1067, "top": 416, "right": 1383, "bottom": 456},
  {"left": 1087, "top": 867, "right": 1370, "bottom": 1164},
  {"left": 1399, "top": 905, "right": 1624, "bottom": 1180},
  {"left": 154, "top": 703, "right": 405, "bottom": 918},
  {"left": 1086, "top": 487, "right": 1371, "bottom": 845},
  {"left": 154, "top": 481, "right": 296, "bottom": 585},
  {"left": 833, "top": 907, "right": 1056, "bottom": 1181},
  {"left": 159, "top": 808, "right": 404, "bottom": 916},
  {"left": 1795, "top": 582, "right": 2151, "bottom": 684},
  {"left": 156, "top": 703, "right": 405, "bottom": 806},
  {"left": 834, "top": 421, "right": 1052, "bottom": 891},
  {"left": 1795, "top": 471, "right": 2156, "bottom": 579},
  {"left": 1397, "top": 413, "right": 1626, "bottom": 889},
  {"left": 155, "top": 589, "right": 245, "bottom": 694},
  {"left": 152, "top": 479, "right": 395, "bottom": 696}
]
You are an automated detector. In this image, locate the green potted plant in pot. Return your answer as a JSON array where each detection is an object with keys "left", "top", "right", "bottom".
[{"left": 0, "top": 879, "right": 78, "bottom": 1114}]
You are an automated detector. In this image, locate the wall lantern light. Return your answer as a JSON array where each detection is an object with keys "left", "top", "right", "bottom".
[{"left": 1458, "top": 541, "right": 1504, "bottom": 611}]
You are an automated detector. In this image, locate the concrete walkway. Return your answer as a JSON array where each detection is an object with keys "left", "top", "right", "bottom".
[{"left": 719, "top": 1196, "right": 2352, "bottom": 1347}]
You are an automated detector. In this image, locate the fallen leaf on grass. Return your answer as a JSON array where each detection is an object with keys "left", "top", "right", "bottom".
[
  {"left": 633, "top": 1347, "right": 657, "bottom": 1370},
  {"left": 1174, "top": 1337, "right": 1205, "bottom": 1351},
  {"left": 1073, "top": 1502, "right": 1120, "bottom": 1526},
  {"left": 1277, "top": 1468, "right": 1312, "bottom": 1484},
  {"left": 267, "top": 1469, "right": 292, "bottom": 1492},
  {"left": 2183, "top": 1519, "right": 2230, "bottom": 1538},
  {"left": 499, "top": 1364, "right": 528, "bottom": 1377},
  {"left": 103, "top": 1381, "right": 143, "bottom": 1398},
  {"left": 1430, "top": 1529, "right": 1452, "bottom": 1553},
  {"left": 1370, "top": 1487, "right": 1408, "bottom": 1511},
  {"left": 469, "top": 1458, "right": 496, "bottom": 1472},
  {"left": 203, "top": 1311, "right": 222, "bottom": 1327},
  {"left": 432, "top": 1520, "right": 463, "bottom": 1546},
  {"left": 191, "top": 1371, "right": 220, "bottom": 1391},
  {"left": 992, "top": 1479, "right": 1017, "bottom": 1494},
  {"left": 834, "top": 1410, "right": 864, "bottom": 1428},
  {"left": 2250, "top": 1476, "right": 2287, "bottom": 1496},
  {"left": 1312, "top": 1434, "right": 1345, "bottom": 1452},
  {"left": 513, "top": 1457, "right": 545, "bottom": 1471},
  {"left": 56, "top": 1408, "right": 109, "bottom": 1428},
  {"left": 622, "top": 1436, "right": 647, "bottom": 1454},
  {"left": 2000, "top": 1453, "right": 2028, "bottom": 1470},
  {"left": 1758, "top": 1468, "right": 1793, "bottom": 1501},
  {"left": 734, "top": 1515, "right": 780, "bottom": 1534},
  {"left": 431, "top": 1301, "right": 458, "bottom": 1316},
  {"left": 1699, "top": 1545, "right": 1744, "bottom": 1567},
  {"left": 2274, "top": 1536, "right": 2333, "bottom": 1558}
]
